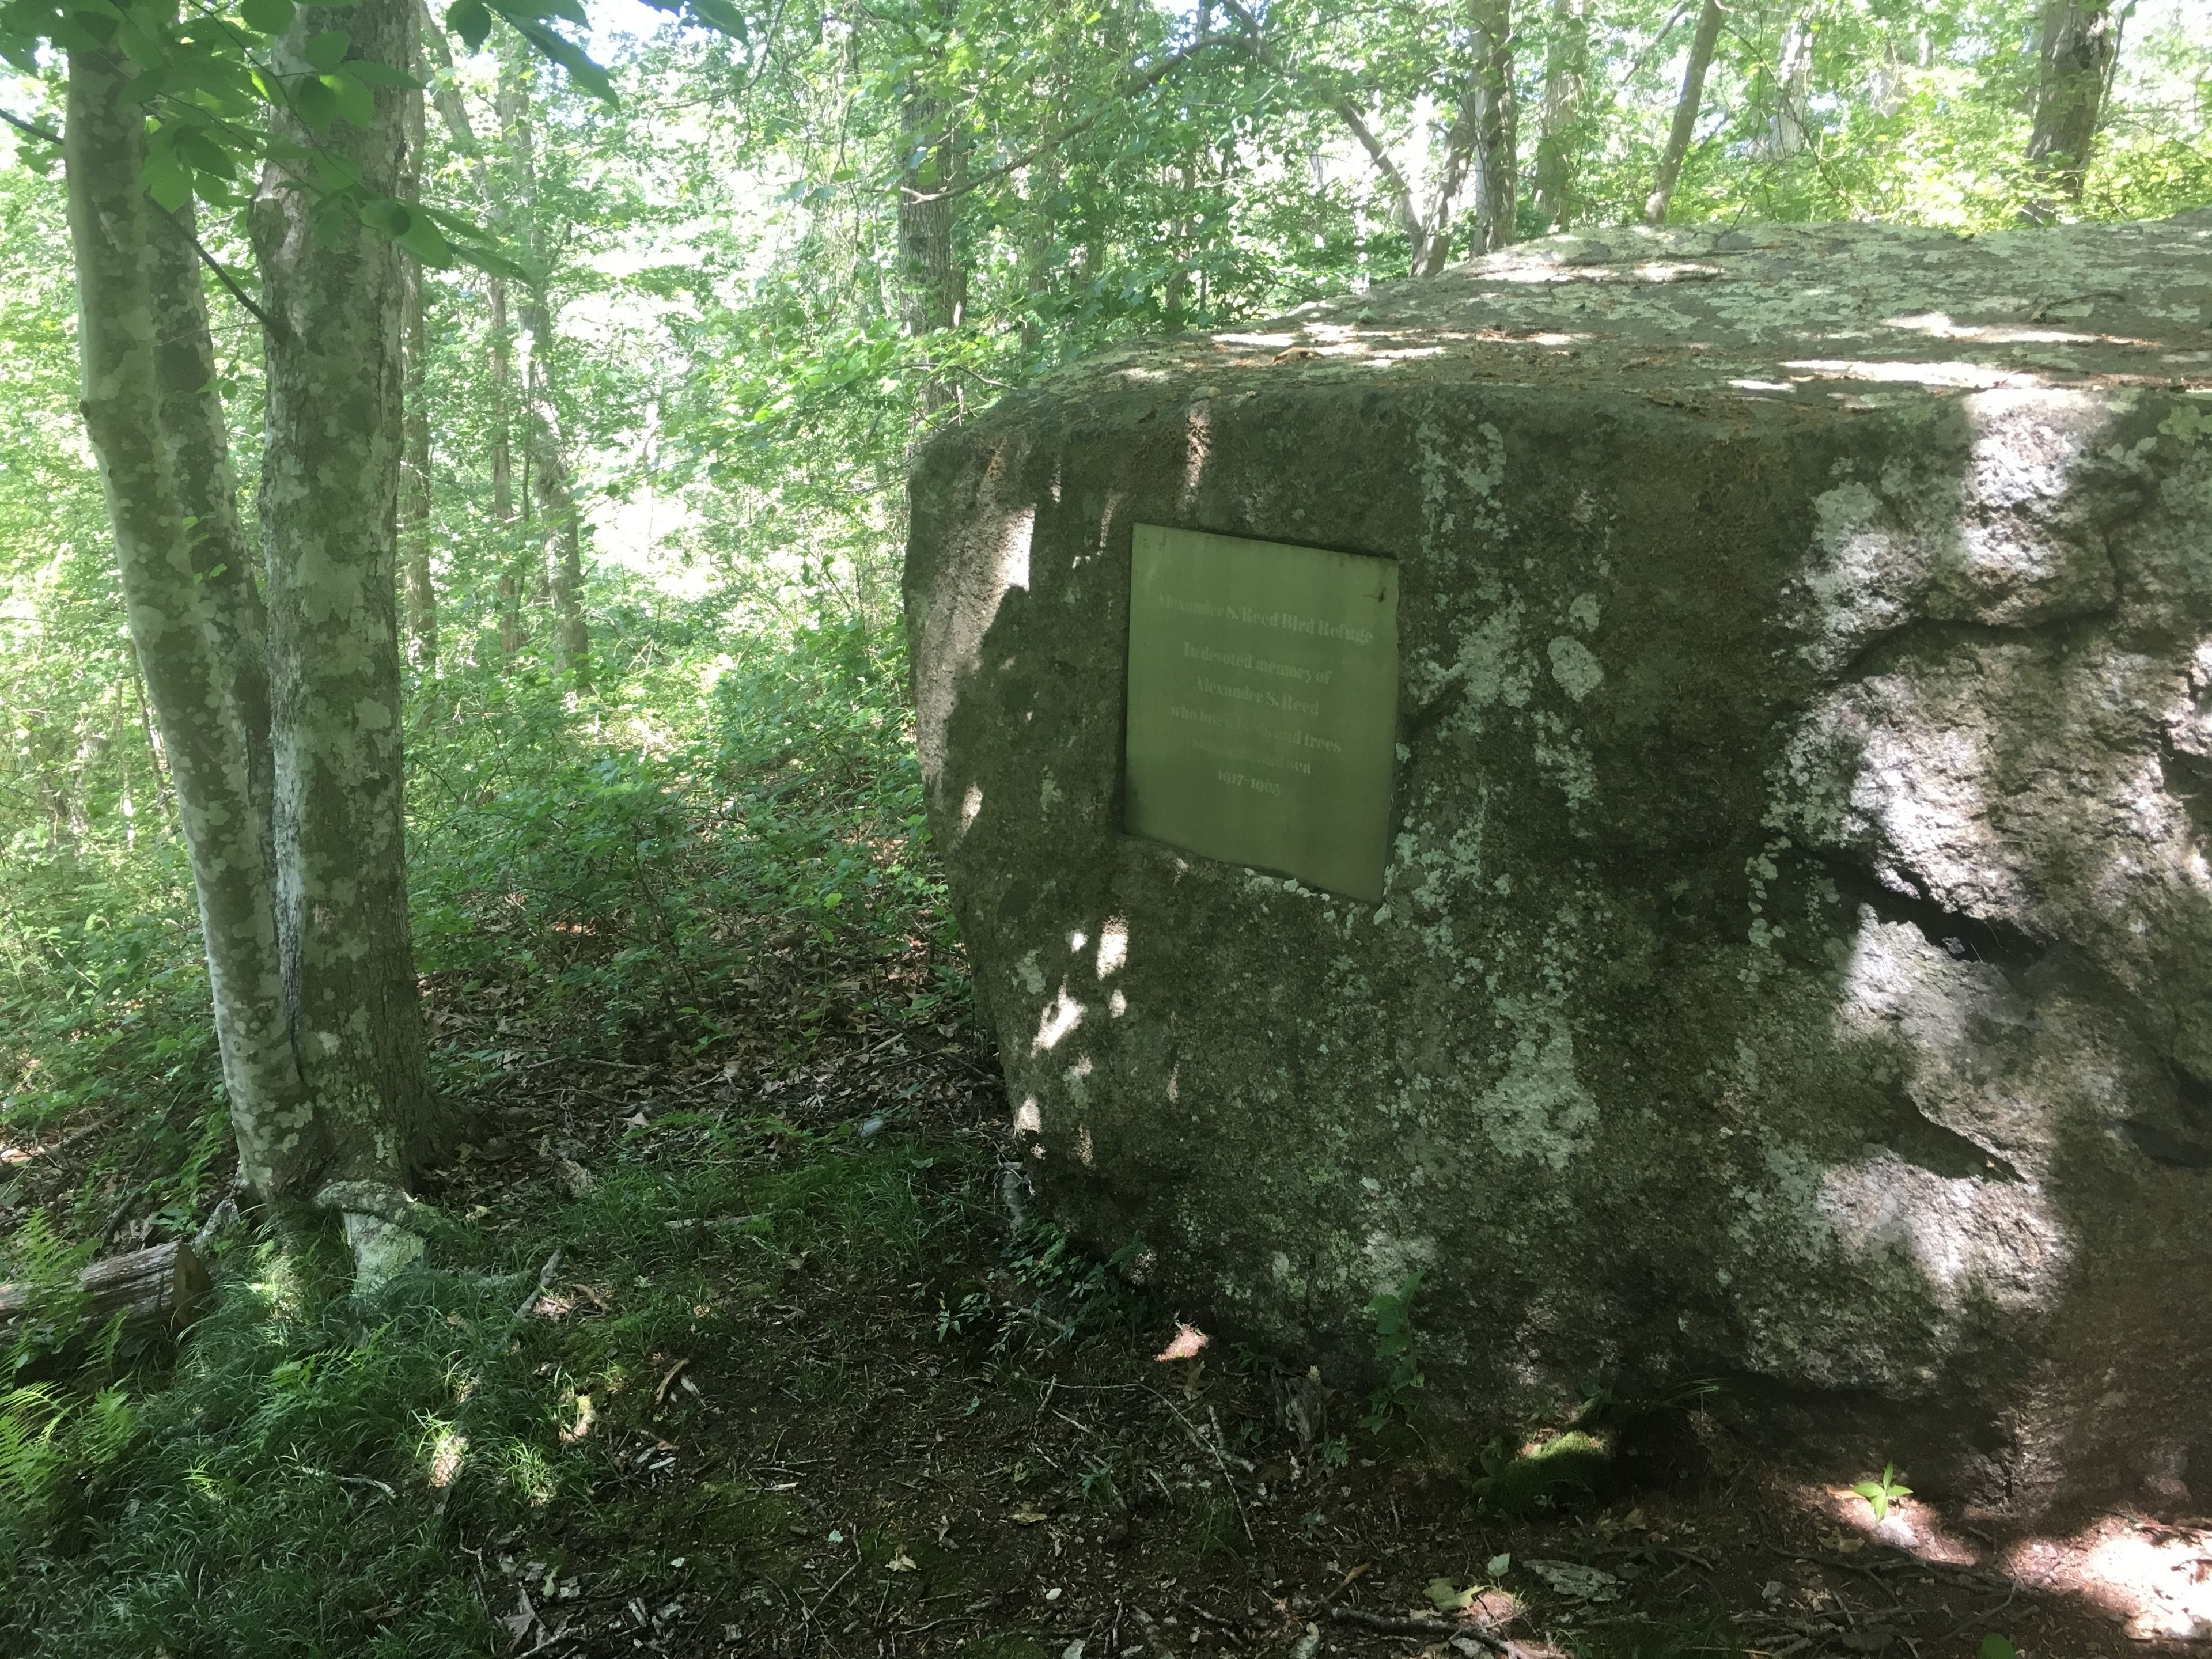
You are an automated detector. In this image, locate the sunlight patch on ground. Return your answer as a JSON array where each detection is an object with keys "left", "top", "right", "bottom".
[{"left": 1808, "top": 1483, "right": 2212, "bottom": 1640}]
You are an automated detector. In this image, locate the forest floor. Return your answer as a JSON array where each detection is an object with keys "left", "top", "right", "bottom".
[{"left": 9, "top": 932, "right": 2206, "bottom": 1659}]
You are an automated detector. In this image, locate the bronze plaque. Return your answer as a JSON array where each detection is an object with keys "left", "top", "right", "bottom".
[{"left": 1124, "top": 524, "right": 1399, "bottom": 900}]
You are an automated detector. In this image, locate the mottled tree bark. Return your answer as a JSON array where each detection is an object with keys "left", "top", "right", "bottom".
[
  {"left": 64, "top": 47, "right": 310, "bottom": 1200},
  {"left": 400, "top": 30, "right": 440, "bottom": 682},
  {"left": 251, "top": 0, "right": 442, "bottom": 1197},
  {"left": 1531, "top": 0, "right": 1587, "bottom": 229},
  {"left": 2024, "top": 0, "right": 2115, "bottom": 218},
  {"left": 1644, "top": 0, "right": 1725, "bottom": 225}
]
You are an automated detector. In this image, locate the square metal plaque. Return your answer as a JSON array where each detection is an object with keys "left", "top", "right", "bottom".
[{"left": 1124, "top": 524, "right": 1399, "bottom": 900}]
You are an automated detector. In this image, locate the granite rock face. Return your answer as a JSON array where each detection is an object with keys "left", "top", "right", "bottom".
[{"left": 904, "top": 213, "right": 2212, "bottom": 1516}]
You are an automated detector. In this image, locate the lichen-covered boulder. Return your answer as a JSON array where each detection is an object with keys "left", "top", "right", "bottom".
[{"left": 904, "top": 211, "right": 2212, "bottom": 1517}]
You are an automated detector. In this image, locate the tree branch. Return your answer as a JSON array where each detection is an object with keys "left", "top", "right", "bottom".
[
  {"left": 0, "top": 108, "right": 63, "bottom": 147},
  {"left": 185, "top": 224, "right": 285, "bottom": 340},
  {"left": 1215, "top": 0, "right": 1427, "bottom": 250},
  {"left": 899, "top": 30, "right": 1248, "bottom": 205}
]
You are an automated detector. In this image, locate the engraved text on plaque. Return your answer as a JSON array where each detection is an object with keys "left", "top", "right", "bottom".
[{"left": 1124, "top": 524, "right": 1399, "bottom": 900}]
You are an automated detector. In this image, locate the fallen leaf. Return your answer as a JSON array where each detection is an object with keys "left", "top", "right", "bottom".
[
  {"left": 502, "top": 1587, "right": 536, "bottom": 1645},
  {"left": 552, "top": 1157, "right": 593, "bottom": 1197},
  {"left": 1009, "top": 1506, "right": 1048, "bottom": 1525},
  {"left": 886, "top": 1550, "right": 918, "bottom": 1573},
  {"left": 1523, "top": 1559, "right": 1622, "bottom": 1602},
  {"left": 1155, "top": 1323, "right": 1210, "bottom": 1362},
  {"left": 1427, "top": 1578, "right": 1477, "bottom": 1612},
  {"left": 1486, "top": 1552, "right": 1512, "bottom": 1577},
  {"left": 623, "top": 1112, "right": 649, "bottom": 1127}
]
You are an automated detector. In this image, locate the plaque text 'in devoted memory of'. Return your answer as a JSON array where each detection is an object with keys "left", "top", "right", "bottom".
[{"left": 1124, "top": 524, "right": 1399, "bottom": 900}]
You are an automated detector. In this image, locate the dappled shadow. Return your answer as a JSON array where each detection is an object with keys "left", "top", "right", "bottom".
[{"left": 906, "top": 210, "right": 2212, "bottom": 1638}]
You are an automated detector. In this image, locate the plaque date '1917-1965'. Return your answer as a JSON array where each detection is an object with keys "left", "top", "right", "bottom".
[{"left": 1123, "top": 524, "right": 1400, "bottom": 901}]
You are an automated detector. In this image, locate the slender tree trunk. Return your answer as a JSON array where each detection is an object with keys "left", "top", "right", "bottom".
[
  {"left": 1773, "top": 9, "right": 1812, "bottom": 157},
  {"left": 146, "top": 193, "right": 272, "bottom": 881},
  {"left": 418, "top": 5, "right": 522, "bottom": 660},
  {"left": 499, "top": 62, "right": 589, "bottom": 688},
  {"left": 63, "top": 47, "right": 308, "bottom": 1201},
  {"left": 251, "top": 0, "right": 442, "bottom": 1209},
  {"left": 1532, "top": 0, "right": 1587, "bottom": 229},
  {"left": 897, "top": 76, "right": 966, "bottom": 419},
  {"left": 2024, "top": 0, "right": 2115, "bottom": 218},
  {"left": 1467, "top": 0, "right": 1517, "bottom": 255},
  {"left": 1643, "top": 0, "right": 1724, "bottom": 224},
  {"left": 400, "top": 31, "right": 440, "bottom": 682}
]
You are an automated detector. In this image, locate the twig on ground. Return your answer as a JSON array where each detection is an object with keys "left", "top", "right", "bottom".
[
  {"left": 1324, "top": 1607, "right": 1508, "bottom": 1652},
  {"left": 514, "top": 1249, "right": 562, "bottom": 1320}
]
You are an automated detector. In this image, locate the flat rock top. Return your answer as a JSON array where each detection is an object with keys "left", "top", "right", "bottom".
[{"left": 1048, "top": 211, "right": 2212, "bottom": 412}]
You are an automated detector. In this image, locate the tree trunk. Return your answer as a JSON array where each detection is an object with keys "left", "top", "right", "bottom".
[
  {"left": 1531, "top": 0, "right": 1587, "bottom": 229},
  {"left": 400, "top": 30, "right": 440, "bottom": 682},
  {"left": 1772, "top": 9, "right": 1812, "bottom": 157},
  {"left": 499, "top": 60, "right": 590, "bottom": 688},
  {"left": 251, "top": 0, "right": 441, "bottom": 1198},
  {"left": 63, "top": 46, "right": 310, "bottom": 1204},
  {"left": 897, "top": 77, "right": 965, "bottom": 419},
  {"left": 418, "top": 5, "right": 522, "bottom": 660},
  {"left": 1467, "top": 0, "right": 1518, "bottom": 255},
  {"left": 1643, "top": 0, "right": 1724, "bottom": 225},
  {"left": 2024, "top": 0, "right": 2115, "bottom": 217}
]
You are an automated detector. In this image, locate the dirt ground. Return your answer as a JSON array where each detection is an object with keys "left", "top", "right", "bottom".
[
  {"left": 10, "top": 937, "right": 2207, "bottom": 1659},
  {"left": 402, "top": 989, "right": 2211, "bottom": 1659}
]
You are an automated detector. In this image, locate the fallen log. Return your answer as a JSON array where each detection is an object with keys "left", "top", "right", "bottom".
[{"left": 0, "top": 1239, "right": 211, "bottom": 1350}]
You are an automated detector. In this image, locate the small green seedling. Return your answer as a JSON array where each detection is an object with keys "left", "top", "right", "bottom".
[
  {"left": 1853, "top": 1462, "right": 1912, "bottom": 1521},
  {"left": 1359, "top": 1271, "right": 1426, "bottom": 1430},
  {"left": 1976, "top": 1636, "right": 2017, "bottom": 1659}
]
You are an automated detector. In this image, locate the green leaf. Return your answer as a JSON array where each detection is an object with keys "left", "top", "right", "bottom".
[
  {"left": 302, "top": 25, "right": 346, "bottom": 69},
  {"left": 116, "top": 63, "right": 168, "bottom": 103},
  {"left": 290, "top": 71, "right": 337, "bottom": 132},
  {"left": 174, "top": 126, "right": 236, "bottom": 176},
  {"left": 685, "top": 0, "right": 744, "bottom": 38},
  {"left": 484, "top": 0, "right": 582, "bottom": 22},
  {"left": 115, "top": 16, "right": 160, "bottom": 63},
  {"left": 238, "top": 0, "right": 290, "bottom": 32},
  {"left": 141, "top": 145, "right": 191, "bottom": 211},
  {"left": 397, "top": 214, "right": 452, "bottom": 266},
  {"left": 442, "top": 0, "right": 488, "bottom": 48},
  {"left": 1976, "top": 1638, "right": 2016, "bottom": 1659},
  {"left": 310, "top": 150, "right": 363, "bottom": 191},
  {"left": 325, "top": 68, "right": 373, "bottom": 126},
  {"left": 1424, "top": 1578, "right": 1475, "bottom": 1612},
  {"left": 340, "top": 57, "right": 419, "bottom": 87},
  {"left": 1484, "top": 1552, "right": 1510, "bottom": 1577},
  {"left": 502, "top": 13, "right": 612, "bottom": 101}
]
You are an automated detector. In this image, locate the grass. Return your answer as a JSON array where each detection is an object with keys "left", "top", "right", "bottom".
[{"left": 0, "top": 1111, "right": 994, "bottom": 1655}]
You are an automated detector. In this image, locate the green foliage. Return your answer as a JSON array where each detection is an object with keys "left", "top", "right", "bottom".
[
  {"left": 1359, "top": 1268, "right": 1425, "bottom": 1429},
  {"left": 0, "top": 1113, "right": 982, "bottom": 1652},
  {"left": 1978, "top": 1635, "right": 2018, "bottom": 1659},
  {"left": 1852, "top": 1461, "right": 1912, "bottom": 1521},
  {"left": 1467, "top": 1427, "right": 1613, "bottom": 1515}
]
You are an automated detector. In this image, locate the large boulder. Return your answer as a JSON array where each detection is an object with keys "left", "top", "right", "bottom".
[{"left": 904, "top": 213, "right": 2212, "bottom": 1517}]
